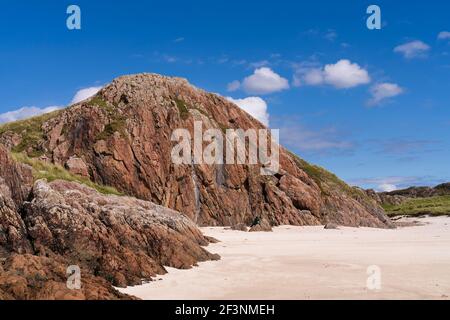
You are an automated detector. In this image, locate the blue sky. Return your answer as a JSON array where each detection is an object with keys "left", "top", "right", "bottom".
[{"left": 0, "top": 0, "right": 449, "bottom": 191}]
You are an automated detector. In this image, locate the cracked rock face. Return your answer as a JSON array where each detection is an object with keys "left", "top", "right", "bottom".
[
  {"left": 0, "top": 146, "right": 218, "bottom": 300},
  {"left": 23, "top": 179, "right": 219, "bottom": 287},
  {"left": 0, "top": 145, "right": 33, "bottom": 207},
  {"left": 1, "top": 73, "right": 393, "bottom": 228},
  {"left": 0, "top": 146, "right": 33, "bottom": 256}
]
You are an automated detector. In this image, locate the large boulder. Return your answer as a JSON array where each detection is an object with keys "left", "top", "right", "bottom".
[
  {"left": 0, "top": 145, "right": 33, "bottom": 206},
  {"left": 0, "top": 254, "right": 131, "bottom": 300},
  {"left": 23, "top": 179, "right": 220, "bottom": 287}
]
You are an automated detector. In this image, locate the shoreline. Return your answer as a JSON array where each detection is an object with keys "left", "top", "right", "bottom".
[{"left": 119, "top": 216, "right": 450, "bottom": 300}]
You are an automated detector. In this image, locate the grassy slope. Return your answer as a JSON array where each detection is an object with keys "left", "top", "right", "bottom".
[
  {"left": 0, "top": 110, "right": 62, "bottom": 157},
  {"left": 383, "top": 196, "right": 450, "bottom": 217},
  {"left": 0, "top": 97, "right": 124, "bottom": 196}
]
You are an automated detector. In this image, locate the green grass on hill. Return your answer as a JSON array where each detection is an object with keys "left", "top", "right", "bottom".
[
  {"left": 12, "top": 152, "right": 122, "bottom": 196},
  {"left": 0, "top": 110, "right": 62, "bottom": 157},
  {"left": 383, "top": 196, "right": 450, "bottom": 217},
  {"left": 288, "top": 151, "right": 370, "bottom": 199},
  {"left": 87, "top": 95, "right": 110, "bottom": 110},
  {"left": 174, "top": 98, "right": 190, "bottom": 120}
]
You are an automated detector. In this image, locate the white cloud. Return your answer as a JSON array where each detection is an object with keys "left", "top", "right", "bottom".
[
  {"left": 294, "top": 59, "right": 371, "bottom": 89},
  {"left": 71, "top": 86, "right": 102, "bottom": 104},
  {"left": 301, "top": 68, "right": 324, "bottom": 86},
  {"left": 368, "top": 82, "right": 404, "bottom": 106},
  {"left": 378, "top": 183, "right": 398, "bottom": 192},
  {"left": 227, "top": 80, "right": 241, "bottom": 92},
  {"left": 348, "top": 176, "right": 443, "bottom": 192},
  {"left": 0, "top": 106, "right": 61, "bottom": 124},
  {"left": 226, "top": 96, "right": 270, "bottom": 127},
  {"left": 438, "top": 31, "right": 450, "bottom": 40},
  {"left": 323, "top": 60, "right": 371, "bottom": 88},
  {"left": 394, "top": 40, "right": 430, "bottom": 59},
  {"left": 0, "top": 85, "right": 103, "bottom": 124},
  {"left": 241, "top": 67, "right": 289, "bottom": 95}
]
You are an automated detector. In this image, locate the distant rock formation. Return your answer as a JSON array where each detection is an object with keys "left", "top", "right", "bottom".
[{"left": 366, "top": 183, "right": 450, "bottom": 206}]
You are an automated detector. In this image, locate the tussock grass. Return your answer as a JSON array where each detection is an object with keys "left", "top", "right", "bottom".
[
  {"left": 87, "top": 95, "right": 110, "bottom": 110},
  {"left": 174, "top": 98, "right": 190, "bottom": 120},
  {"left": 383, "top": 196, "right": 450, "bottom": 217},
  {"left": 0, "top": 110, "right": 62, "bottom": 156},
  {"left": 12, "top": 152, "right": 122, "bottom": 196}
]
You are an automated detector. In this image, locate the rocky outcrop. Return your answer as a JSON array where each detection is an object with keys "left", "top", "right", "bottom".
[
  {"left": 0, "top": 145, "right": 33, "bottom": 206},
  {"left": 366, "top": 183, "right": 450, "bottom": 207},
  {"left": 0, "top": 254, "right": 131, "bottom": 300},
  {"left": 249, "top": 218, "right": 273, "bottom": 232},
  {"left": 324, "top": 223, "right": 339, "bottom": 230},
  {"left": 0, "top": 146, "right": 219, "bottom": 300},
  {"left": 384, "top": 184, "right": 450, "bottom": 199},
  {"left": 0, "top": 73, "right": 393, "bottom": 229},
  {"left": 0, "top": 146, "right": 34, "bottom": 256},
  {"left": 23, "top": 179, "right": 219, "bottom": 287},
  {"left": 65, "top": 156, "right": 89, "bottom": 177}
]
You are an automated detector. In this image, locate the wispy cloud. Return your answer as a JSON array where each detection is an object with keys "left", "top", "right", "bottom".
[
  {"left": 301, "top": 28, "right": 338, "bottom": 42},
  {"left": 438, "top": 31, "right": 450, "bottom": 41},
  {"left": 375, "top": 138, "right": 440, "bottom": 156},
  {"left": 394, "top": 40, "right": 430, "bottom": 59},
  {"left": 368, "top": 82, "right": 404, "bottom": 106},
  {"left": 324, "top": 29, "right": 338, "bottom": 41},
  {"left": 71, "top": 86, "right": 102, "bottom": 104},
  {"left": 163, "top": 55, "right": 178, "bottom": 63},
  {"left": 273, "top": 116, "right": 355, "bottom": 156},
  {"left": 0, "top": 86, "right": 104, "bottom": 124},
  {"left": 0, "top": 106, "right": 62, "bottom": 124},
  {"left": 226, "top": 80, "right": 241, "bottom": 92}
]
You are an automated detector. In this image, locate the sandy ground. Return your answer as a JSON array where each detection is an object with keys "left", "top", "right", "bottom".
[{"left": 120, "top": 216, "right": 450, "bottom": 300}]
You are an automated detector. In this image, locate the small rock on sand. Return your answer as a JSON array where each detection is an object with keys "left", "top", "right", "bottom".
[{"left": 324, "top": 223, "right": 339, "bottom": 230}]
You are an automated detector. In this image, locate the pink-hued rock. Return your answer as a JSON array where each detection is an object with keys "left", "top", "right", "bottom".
[
  {"left": 65, "top": 156, "right": 89, "bottom": 177},
  {"left": 0, "top": 73, "right": 393, "bottom": 229},
  {"left": 0, "top": 145, "right": 218, "bottom": 300},
  {"left": 23, "top": 179, "right": 219, "bottom": 287}
]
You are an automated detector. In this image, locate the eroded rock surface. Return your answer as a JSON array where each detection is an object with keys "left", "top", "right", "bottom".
[
  {"left": 23, "top": 179, "right": 219, "bottom": 287},
  {"left": 0, "top": 146, "right": 218, "bottom": 300}
]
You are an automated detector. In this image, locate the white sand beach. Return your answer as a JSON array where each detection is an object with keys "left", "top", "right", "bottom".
[{"left": 120, "top": 216, "right": 450, "bottom": 300}]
